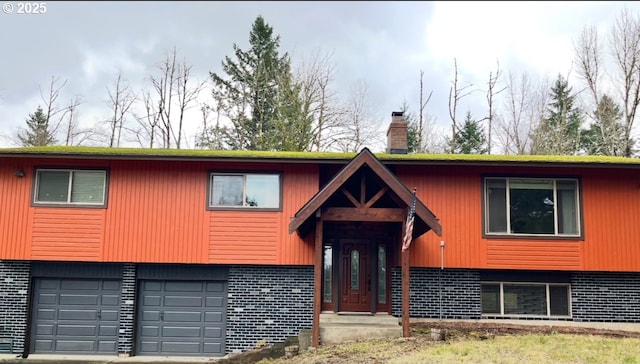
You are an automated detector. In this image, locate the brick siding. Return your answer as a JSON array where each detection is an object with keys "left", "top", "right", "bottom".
[{"left": 225, "top": 265, "right": 313, "bottom": 354}]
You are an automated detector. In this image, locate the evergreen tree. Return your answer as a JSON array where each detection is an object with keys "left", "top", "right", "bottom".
[
  {"left": 580, "top": 94, "right": 628, "bottom": 156},
  {"left": 18, "top": 106, "right": 56, "bottom": 146},
  {"left": 532, "top": 74, "right": 583, "bottom": 155},
  {"left": 210, "top": 16, "right": 308, "bottom": 151},
  {"left": 449, "top": 111, "right": 488, "bottom": 154}
]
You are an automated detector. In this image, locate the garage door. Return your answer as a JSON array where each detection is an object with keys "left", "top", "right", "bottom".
[
  {"left": 137, "top": 280, "right": 226, "bottom": 356},
  {"left": 31, "top": 278, "right": 121, "bottom": 353}
]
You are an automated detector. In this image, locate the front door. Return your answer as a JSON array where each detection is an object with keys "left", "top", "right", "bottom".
[{"left": 339, "top": 239, "right": 371, "bottom": 312}]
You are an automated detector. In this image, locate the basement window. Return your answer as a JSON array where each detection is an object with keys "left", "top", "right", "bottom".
[{"left": 481, "top": 282, "right": 571, "bottom": 317}]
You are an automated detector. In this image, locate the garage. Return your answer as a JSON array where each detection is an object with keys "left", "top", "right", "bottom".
[
  {"left": 135, "top": 264, "right": 228, "bottom": 356},
  {"left": 30, "top": 278, "right": 121, "bottom": 354}
]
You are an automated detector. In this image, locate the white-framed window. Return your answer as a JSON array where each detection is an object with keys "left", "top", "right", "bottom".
[
  {"left": 34, "top": 169, "right": 107, "bottom": 207},
  {"left": 481, "top": 282, "right": 571, "bottom": 317},
  {"left": 484, "top": 177, "right": 581, "bottom": 237},
  {"left": 208, "top": 172, "right": 281, "bottom": 210}
]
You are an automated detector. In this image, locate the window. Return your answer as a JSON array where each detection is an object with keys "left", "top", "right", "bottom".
[
  {"left": 34, "top": 169, "right": 107, "bottom": 207},
  {"left": 484, "top": 177, "right": 580, "bottom": 237},
  {"left": 209, "top": 173, "right": 281, "bottom": 209},
  {"left": 323, "top": 245, "right": 332, "bottom": 303},
  {"left": 481, "top": 282, "right": 571, "bottom": 317}
]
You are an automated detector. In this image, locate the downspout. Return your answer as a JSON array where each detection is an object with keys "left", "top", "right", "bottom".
[{"left": 439, "top": 240, "right": 444, "bottom": 320}]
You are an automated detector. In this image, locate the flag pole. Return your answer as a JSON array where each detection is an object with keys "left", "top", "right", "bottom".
[{"left": 401, "top": 187, "right": 417, "bottom": 338}]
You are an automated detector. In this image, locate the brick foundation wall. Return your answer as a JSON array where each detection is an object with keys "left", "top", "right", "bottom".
[
  {"left": 117, "top": 263, "right": 136, "bottom": 355},
  {"left": 572, "top": 272, "right": 640, "bottom": 322},
  {"left": 391, "top": 267, "right": 481, "bottom": 319},
  {"left": 0, "top": 260, "right": 31, "bottom": 355},
  {"left": 226, "top": 266, "right": 313, "bottom": 354}
]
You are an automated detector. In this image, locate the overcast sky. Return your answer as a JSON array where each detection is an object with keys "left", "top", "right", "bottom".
[{"left": 2, "top": 1, "right": 640, "bottom": 150}]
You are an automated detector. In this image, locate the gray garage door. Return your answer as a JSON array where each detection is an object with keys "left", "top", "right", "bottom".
[
  {"left": 31, "top": 278, "right": 121, "bottom": 353},
  {"left": 137, "top": 280, "right": 226, "bottom": 356}
]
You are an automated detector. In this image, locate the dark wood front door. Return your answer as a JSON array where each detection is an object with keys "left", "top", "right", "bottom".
[{"left": 339, "top": 239, "right": 371, "bottom": 312}]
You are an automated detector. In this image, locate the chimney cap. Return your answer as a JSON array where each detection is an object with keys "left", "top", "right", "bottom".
[{"left": 391, "top": 111, "right": 404, "bottom": 117}]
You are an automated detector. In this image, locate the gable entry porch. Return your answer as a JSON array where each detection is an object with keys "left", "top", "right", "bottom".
[{"left": 289, "top": 148, "right": 442, "bottom": 346}]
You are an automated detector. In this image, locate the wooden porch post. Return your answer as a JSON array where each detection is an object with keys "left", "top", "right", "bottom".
[
  {"left": 401, "top": 248, "right": 410, "bottom": 337},
  {"left": 312, "top": 214, "right": 323, "bottom": 347}
]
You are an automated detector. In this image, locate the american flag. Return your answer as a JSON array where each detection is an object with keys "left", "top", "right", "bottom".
[{"left": 401, "top": 188, "right": 417, "bottom": 252}]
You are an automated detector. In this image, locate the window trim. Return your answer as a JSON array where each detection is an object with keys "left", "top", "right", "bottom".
[
  {"left": 31, "top": 167, "right": 109, "bottom": 208},
  {"left": 206, "top": 170, "right": 283, "bottom": 212},
  {"left": 480, "top": 281, "right": 572, "bottom": 318},
  {"left": 482, "top": 175, "right": 584, "bottom": 239}
]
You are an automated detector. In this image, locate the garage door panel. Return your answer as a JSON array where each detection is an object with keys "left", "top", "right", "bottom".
[
  {"left": 205, "top": 327, "right": 223, "bottom": 338},
  {"left": 101, "top": 294, "right": 120, "bottom": 306},
  {"left": 206, "top": 282, "right": 224, "bottom": 292},
  {"left": 141, "top": 325, "right": 160, "bottom": 336},
  {"left": 60, "top": 280, "right": 102, "bottom": 290},
  {"left": 137, "top": 280, "right": 226, "bottom": 356},
  {"left": 37, "top": 294, "right": 57, "bottom": 304},
  {"left": 161, "top": 341, "right": 200, "bottom": 354},
  {"left": 35, "top": 324, "right": 54, "bottom": 335},
  {"left": 164, "top": 296, "right": 203, "bottom": 307},
  {"left": 165, "top": 281, "right": 203, "bottom": 292},
  {"left": 58, "top": 309, "right": 97, "bottom": 320},
  {"left": 142, "top": 295, "right": 161, "bottom": 306},
  {"left": 205, "top": 312, "right": 223, "bottom": 322},
  {"left": 57, "top": 325, "right": 97, "bottom": 336},
  {"left": 206, "top": 296, "right": 223, "bottom": 307},
  {"left": 162, "top": 326, "right": 202, "bottom": 337},
  {"left": 99, "top": 325, "right": 118, "bottom": 336},
  {"left": 102, "top": 280, "right": 120, "bottom": 290},
  {"left": 34, "top": 340, "right": 53, "bottom": 352},
  {"left": 36, "top": 309, "right": 56, "bottom": 320},
  {"left": 39, "top": 280, "right": 58, "bottom": 289},
  {"left": 31, "top": 278, "right": 121, "bottom": 354},
  {"left": 97, "top": 340, "right": 117, "bottom": 352},
  {"left": 59, "top": 294, "right": 99, "bottom": 305},
  {"left": 55, "top": 340, "right": 96, "bottom": 352},
  {"left": 204, "top": 343, "right": 222, "bottom": 353},
  {"left": 164, "top": 311, "right": 202, "bottom": 322},
  {"left": 101, "top": 310, "right": 119, "bottom": 321},
  {"left": 142, "top": 310, "right": 161, "bottom": 321}
]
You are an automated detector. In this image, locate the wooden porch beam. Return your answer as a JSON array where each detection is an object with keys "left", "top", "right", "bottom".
[
  {"left": 364, "top": 186, "right": 388, "bottom": 209},
  {"left": 312, "top": 214, "right": 323, "bottom": 347},
  {"left": 402, "top": 248, "right": 410, "bottom": 338},
  {"left": 341, "top": 188, "right": 361, "bottom": 208},
  {"left": 322, "top": 207, "right": 405, "bottom": 222}
]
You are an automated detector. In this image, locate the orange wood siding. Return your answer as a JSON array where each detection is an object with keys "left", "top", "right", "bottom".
[
  {"left": 208, "top": 164, "right": 317, "bottom": 265},
  {"left": 3, "top": 154, "right": 640, "bottom": 272},
  {"left": 32, "top": 208, "right": 105, "bottom": 260},
  {"left": 397, "top": 165, "right": 640, "bottom": 272},
  {"left": 103, "top": 160, "right": 209, "bottom": 263},
  {"left": 209, "top": 212, "right": 280, "bottom": 263},
  {"left": 1, "top": 157, "right": 315, "bottom": 265},
  {"left": 581, "top": 168, "right": 640, "bottom": 271},
  {"left": 0, "top": 161, "right": 34, "bottom": 259}
]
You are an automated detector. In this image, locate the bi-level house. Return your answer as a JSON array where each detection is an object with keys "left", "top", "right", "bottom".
[{"left": 1, "top": 112, "right": 640, "bottom": 358}]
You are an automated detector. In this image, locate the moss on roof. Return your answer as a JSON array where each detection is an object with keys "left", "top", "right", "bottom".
[{"left": 0, "top": 145, "right": 639, "bottom": 165}]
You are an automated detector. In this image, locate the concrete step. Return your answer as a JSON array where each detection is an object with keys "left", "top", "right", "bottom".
[
  {"left": 319, "top": 313, "right": 402, "bottom": 345},
  {"left": 320, "top": 313, "right": 400, "bottom": 325}
]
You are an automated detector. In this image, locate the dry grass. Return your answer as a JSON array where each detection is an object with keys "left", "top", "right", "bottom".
[{"left": 256, "top": 330, "right": 640, "bottom": 364}]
